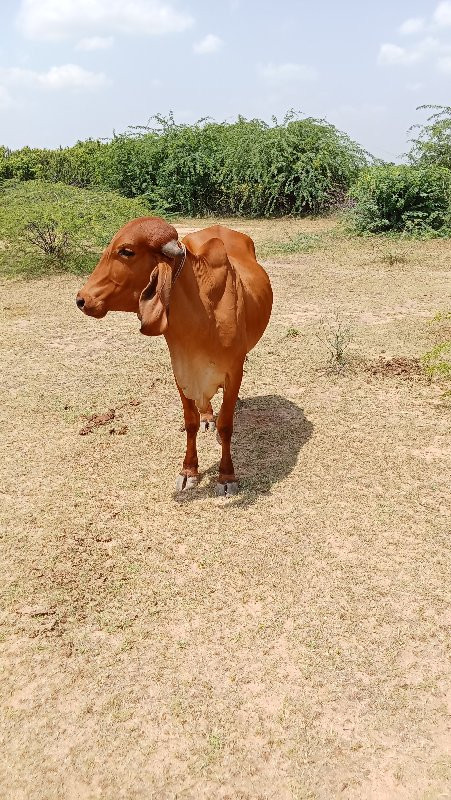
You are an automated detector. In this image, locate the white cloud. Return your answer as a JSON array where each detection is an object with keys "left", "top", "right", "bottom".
[
  {"left": 378, "top": 37, "right": 442, "bottom": 66},
  {"left": 17, "top": 0, "right": 193, "bottom": 42},
  {"left": 399, "top": 17, "right": 425, "bottom": 36},
  {"left": 193, "top": 34, "right": 223, "bottom": 55},
  {"left": 3, "top": 64, "right": 108, "bottom": 90},
  {"left": 380, "top": 3, "right": 451, "bottom": 73},
  {"left": 434, "top": 1, "right": 451, "bottom": 27},
  {"left": 378, "top": 43, "right": 414, "bottom": 65},
  {"left": 259, "top": 62, "right": 318, "bottom": 84},
  {"left": 76, "top": 36, "right": 114, "bottom": 51}
]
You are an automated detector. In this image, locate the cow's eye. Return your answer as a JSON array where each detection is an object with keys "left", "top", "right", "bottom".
[{"left": 118, "top": 247, "right": 135, "bottom": 258}]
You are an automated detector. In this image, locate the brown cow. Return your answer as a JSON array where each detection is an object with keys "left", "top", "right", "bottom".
[{"left": 76, "top": 217, "right": 272, "bottom": 495}]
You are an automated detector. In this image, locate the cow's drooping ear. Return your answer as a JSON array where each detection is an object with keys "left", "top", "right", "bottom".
[{"left": 138, "top": 261, "right": 172, "bottom": 336}]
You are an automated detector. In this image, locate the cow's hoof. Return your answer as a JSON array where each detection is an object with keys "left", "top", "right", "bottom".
[
  {"left": 175, "top": 474, "right": 199, "bottom": 491},
  {"left": 216, "top": 481, "right": 239, "bottom": 497},
  {"left": 200, "top": 419, "right": 216, "bottom": 433}
]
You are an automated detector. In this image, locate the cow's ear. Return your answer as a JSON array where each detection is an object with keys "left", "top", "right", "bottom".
[
  {"left": 199, "top": 237, "right": 229, "bottom": 270},
  {"left": 138, "top": 261, "right": 172, "bottom": 336}
]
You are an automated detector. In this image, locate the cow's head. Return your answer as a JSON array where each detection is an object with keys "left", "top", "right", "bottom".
[{"left": 76, "top": 217, "right": 185, "bottom": 335}]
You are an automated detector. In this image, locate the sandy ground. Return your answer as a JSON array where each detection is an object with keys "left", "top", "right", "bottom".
[{"left": 0, "top": 219, "right": 450, "bottom": 799}]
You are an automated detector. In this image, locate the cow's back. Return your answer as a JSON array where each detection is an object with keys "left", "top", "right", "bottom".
[{"left": 183, "top": 225, "right": 272, "bottom": 352}]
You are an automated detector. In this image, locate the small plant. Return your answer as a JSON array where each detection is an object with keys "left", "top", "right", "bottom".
[
  {"left": 422, "top": 342, "right": 451, "bottom": 379},
  {"left": 316, "top": 312, "right": 353, "bottom": 369},
  {"left": 380, "top": 250, "right": 408, "bottom": 266},
  {"left": 286, "top": 327, "right": 301, "bottom": 337},
  {"left": 24, "top": 219, "right": 72, "bottom": 262},
  {"left": 422, "top": 311, "right": 451, "bottom": 381}
]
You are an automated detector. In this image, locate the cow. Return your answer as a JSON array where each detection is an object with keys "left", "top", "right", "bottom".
[{"left": 76, "top": 217, "right": 273, "bottom": 495}]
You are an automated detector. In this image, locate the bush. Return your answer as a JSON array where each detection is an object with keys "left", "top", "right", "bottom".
[
  {"left": 0, "top": 113, "right": 369, "bottom": 217},
  {"left": 0, "top": 141, "right": 108, "bottom": 187},
  {"left": 348, "top": 164, "right": 451, "bottom": 235},
  {"left": 23, "top": 220, "right": 72, "bottom": 261},
  {"left": 0, "top": 180, "right": 149, "bottom": 279},
  {"left": 409, "top": 105, "right": 451, "bottom": 170}
]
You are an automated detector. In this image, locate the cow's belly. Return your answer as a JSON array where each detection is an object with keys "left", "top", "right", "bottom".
[{"left": 169, "top": 350, "right": 225, "bottom": 412}]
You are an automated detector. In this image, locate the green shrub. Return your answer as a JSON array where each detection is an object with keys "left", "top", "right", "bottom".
[
  {"left": 349, "top": 164, "right": 451, "bottom": 235},
  {"left": 0, "top": 113, "right": 369, "bottom": 217},
  {"left": 0, "top": 180, "right": 149, "bottom": 279},
  {"left": 0, "top": 141, "right": 108, "bottom": 188},
  {"left": 409, "top": 105, "right": 451, "bottom": 170}
]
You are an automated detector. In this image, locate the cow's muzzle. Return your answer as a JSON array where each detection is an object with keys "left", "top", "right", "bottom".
[{"left": 75, "top": 292, "right": 107, "bottom": 318}]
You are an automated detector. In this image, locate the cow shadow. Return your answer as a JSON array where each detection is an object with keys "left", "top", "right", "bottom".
[{"left": 174, "top": 394, "right": 313, "bottom": 508}]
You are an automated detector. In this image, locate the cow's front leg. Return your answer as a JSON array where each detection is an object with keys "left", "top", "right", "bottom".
[
  {"left": 200, "top": 402, "right": 216, "bottom": 432},
  {"left": 175, "top": 384, "right": 200, "bottom": 491},
  {"left": 216, "top": 365, "right": 243, "bottom": 496}
]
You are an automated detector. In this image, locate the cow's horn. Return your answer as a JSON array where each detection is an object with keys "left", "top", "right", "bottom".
[{"left": 161, "top": 239, "right": 182, "bottom": 258}]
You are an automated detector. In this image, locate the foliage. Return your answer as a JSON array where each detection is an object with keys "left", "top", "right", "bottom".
[
  {"left": 24, "top": 220, "right": 72, "bottom": 261},
  {"left": 422, "top": 341, "right": 451, "bottom": 379},
  {"left": 409, "top": 105, "right": 451, "bottom": 170},
  {"left": 316, "top": 313, "right": 354, "bottom": 369},
  {"left": 0, "top": 180, "right": 149, "bottom": 279},
  {"left": 422, "top": 311, "right": 451, "bottom": 381},
  {"left": 0, "top": 141, "right": 107, "bottom": 187},
  {"left": 0, "top": 113, "right": 369, "bottom": 217},
  {"left": 348, "top": 164, "right": 451, "bottom": 235}
]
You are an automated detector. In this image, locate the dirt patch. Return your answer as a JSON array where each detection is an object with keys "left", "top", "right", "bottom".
[
  {"left": 79, "top": 408, "right": 115, "bottom": 435},
  {"left": 78, "top": 399, "right": 141, "bottom": 434},
  {"left": 365, "top": 356, "right": 423, "bottom": 378},
  {"left": 0, "top": 218, "right": 450, "bottom": 800}
]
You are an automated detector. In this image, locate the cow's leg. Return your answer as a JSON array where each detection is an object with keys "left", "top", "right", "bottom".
[
  {"left": 216, "top": 364, "right": 243, "bottom": 496},
  {"left": 200, "top": 402, "right": 216, "bottom": 432},
  {"left": 175, "top": 384, "right": 200, "bottom": 491}
]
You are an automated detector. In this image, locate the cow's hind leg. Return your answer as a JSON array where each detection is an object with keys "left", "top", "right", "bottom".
[
  {"left": 200, "top": 402, "right": 216, "bottom": 432},
  {"left": 175, "top": 384, "right": 200, "bottom": 491},
  {"left": 216, "top": 365, "right": 243, "bottom": 496}
]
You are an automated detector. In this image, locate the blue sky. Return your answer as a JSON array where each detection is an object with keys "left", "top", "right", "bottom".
[{"left": 0, "top": 0, "right": 450, "bottom": 160}]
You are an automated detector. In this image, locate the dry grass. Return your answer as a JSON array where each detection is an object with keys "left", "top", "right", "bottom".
[{"left": 0, "top": 218, "right": 450, "bottom": 800}]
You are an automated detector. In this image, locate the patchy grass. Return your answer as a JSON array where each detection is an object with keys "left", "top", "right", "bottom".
[
  {"left": 0, "top": 216, "right": 450, "bottom": 799},
  {"left": 260, "top": 230, "right": 327, "bottom": 257},
  {"left": 0, "top": 180, "right": 149, "bottom": 279},
  {"left": 422, "top": 311, "right": 451, "bottom": 386},
  {"left": 379, "top": 250, "right": 409, "bottom": 267},
  {"left": 286, "top": 326, "right": 301, "bottom": 338}
]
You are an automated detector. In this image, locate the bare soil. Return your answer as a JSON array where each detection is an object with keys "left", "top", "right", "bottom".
[{"left": 0, "top": 218, "right": 450, "bottom": 799}]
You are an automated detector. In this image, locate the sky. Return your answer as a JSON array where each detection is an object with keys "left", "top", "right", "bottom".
[{"left": 0, "top": 0, "right": 450, "bottom": 160}]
